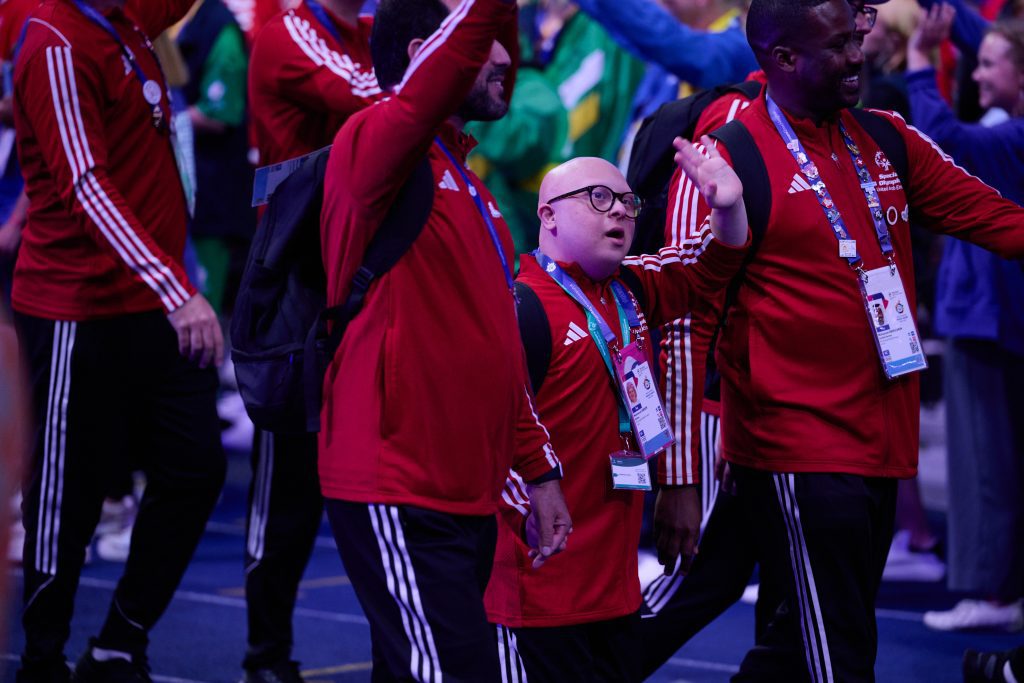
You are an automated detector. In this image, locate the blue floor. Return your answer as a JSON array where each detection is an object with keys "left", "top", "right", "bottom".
[{"left": 3, "top": 450, "right": 1020, "bottom": 682}]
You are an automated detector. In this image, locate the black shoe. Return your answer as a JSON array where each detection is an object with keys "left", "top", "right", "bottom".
[
  {"left": 16, "top": 657, "right": 71, "bottom": 683},
  {"left": 72, "top": 648, "right": 151, "bottom": 683},
  {"left": 241, "top": 660, "right": 305, "bottom": 683},
  {"left": 963, "top": 648, "right": 1017, "bottom": 683}
]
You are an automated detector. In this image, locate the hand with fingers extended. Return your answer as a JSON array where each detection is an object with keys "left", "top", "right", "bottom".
[
  {"left": 653, "top": 485, "right": 702, "bottom": 576},
  {"left": 908, "top": 3, "right": 955, "bottom": 70},
  {"left": 673, "top": 135, "right": 748, "bottom": 246},
  {"left": 524, "top": 479, "right": 572, "bottom": 569},
  {"left": 674, "top": 134, "right": 743, "bottom": 211},
  {"left": 166, "top": 294, "right": 224, "bottom": 368}
]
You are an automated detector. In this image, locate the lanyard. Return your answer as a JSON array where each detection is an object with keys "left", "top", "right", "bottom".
[
  {"left": 73, "top": 0, "right": 168, "bottom": 130},
  {"left": 534, "top": 250, "right": 641, "bottom": 433},
  {"left": 435, "top": 137, "right": 516, "bottom": 298},
  {"left": 766, "top": 95, "right": 894, "bottom": 272},
  {"left": 305, "top": 0, "right": 343, "bottom": 45}
]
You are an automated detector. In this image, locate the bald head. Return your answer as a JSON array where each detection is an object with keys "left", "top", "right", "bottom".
[
  {"left": 537, "top": 157, "right": 636, "bottom": 281},
  {"left": 538, "top": 157, "right": 626, "bottom": 208}
]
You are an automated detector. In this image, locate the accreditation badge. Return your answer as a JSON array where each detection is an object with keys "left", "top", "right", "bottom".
[
  {"left": 612, "top": 342, "right": 674, "bottom": 459},
  {"left": 609, "top": 451, "right": 652, "bottom": 491},
  {"left": 859, "top": 264, "right": 928, "bottom": 379}
]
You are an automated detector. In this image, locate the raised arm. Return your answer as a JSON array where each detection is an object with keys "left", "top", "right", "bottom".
[
  {"left": 573, "top": 0, "right": 757, "bottom": 88},
  {"left": 672, "top": 135, "right": 747, "bottom": 247},
  {"left": 129, "top": 0, "right": 198, "bottom": 38},
  {"left": 887, "top": 111, "right": 1024, "bottom": 254},
  {"left": 335, "top": 0, "right": 516, "bottom": 215},
  {"left": 915, "top": 0, "right": 988, "bottom": 56}
]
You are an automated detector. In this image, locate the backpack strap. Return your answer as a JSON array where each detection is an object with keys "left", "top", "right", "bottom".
[
  {"left": 849, "top": 108, "right": 910, "bottom": 190},
  {"left": 514, "top": 281, "right": 552, "bottom": 396},
  {"left": 709, "top": 119, "right": 771, "bottom": 248},
  {"left": 302, "top": 156, "right": 435, "bottom": 431},
  {"left": 708, "top": 118, "right": 772, "bottom": 324},
  {"left": 701, "top": 120, "right": 772, "bottom": 395}
]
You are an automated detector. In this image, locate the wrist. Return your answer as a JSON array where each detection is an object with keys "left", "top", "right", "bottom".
[
  {"left": 906, "top": 48, "right": 933, "bottom": 72},
  {"left": 712, "top": 201, "right": 749, "bottom": 247},
  {"left": 526, "top": 467, "right": 561, "bottom": 486}
]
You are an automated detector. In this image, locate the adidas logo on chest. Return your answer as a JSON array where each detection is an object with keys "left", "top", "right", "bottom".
[
  {"left": 438, "top": 170, "right": 460, "bottom": 192},
  {"left": 563, "top": 321, "right": 587, "bottom": 346}
]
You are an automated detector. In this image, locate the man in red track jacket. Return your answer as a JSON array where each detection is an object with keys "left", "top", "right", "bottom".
[
  {"left": 319, "top": 0, "right": 569, "bottom": 679},
  {"left": 682, "top": 0, "right": 1024, "bottom": 680},
  {"left": 486, "top": 150, "right": 748, "bottom": 681},
  {"left": 12, "top": 0, "right": 226, "bottom": 680},
  {"left": 244, "top": 2, "right": 380, "bottom": 680}
]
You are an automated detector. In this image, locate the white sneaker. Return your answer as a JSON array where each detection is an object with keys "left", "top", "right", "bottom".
[
  {"left": 95, "top": 525, "right": 133, "bottom": 562},
  {"left": 741, "top": 583, "right": 760, "bottom": 605},
  {"left": 637, "top": 550, "right": 663, "bottom": 590},
  {"left": 95, "top": 496, "right": 137, "bottom": 536},
  {"left": 883, "top": 530, "right": 945, "bottom": 582},
  {"left": 923, "top": 599, "right": 1024, "bottom": 632}
]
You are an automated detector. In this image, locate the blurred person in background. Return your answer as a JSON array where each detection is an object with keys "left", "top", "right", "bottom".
[
  {"left": 175, "top": 0, "right": 254, "bottom": 320},
  {"left": 906, "top": 3, "right": 1024, "bottom": 633},
  {"left": 859, "top": 0, "right": 948, "bottom": 585}
]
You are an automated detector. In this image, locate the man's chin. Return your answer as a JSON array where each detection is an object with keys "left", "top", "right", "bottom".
[
  {"left": 471, "top": 100, "right": 509, "bottom": 123},
  {"left": 458, "top": 91, "right": 509, "bottom": 123}
]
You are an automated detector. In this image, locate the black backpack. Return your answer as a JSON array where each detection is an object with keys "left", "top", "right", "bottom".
[
  {"left": 626, "top": 80, "right": 764, "bottom": 256},
  {"left": 231, "top": 151, "right": 434, "bottom": 434}
]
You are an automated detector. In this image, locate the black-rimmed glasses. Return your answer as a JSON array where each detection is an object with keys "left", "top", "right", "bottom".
[{"left": 547, "top": 185, "right": 643, "bottom": 219}]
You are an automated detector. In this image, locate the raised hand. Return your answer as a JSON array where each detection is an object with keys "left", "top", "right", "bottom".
[
  {"left": 673, "top": 135, "right": 743, "bottom": 211},
  {"left": 909, "top": 3, "right": 955, "bottom": 56}
]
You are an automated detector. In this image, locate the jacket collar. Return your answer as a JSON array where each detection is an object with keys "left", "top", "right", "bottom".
[
  {"left": 520, "top": 252, "right": 620, "bottom": 293},
  {"left": 436, "top": 122, "right": 479, "bottom": 162}
]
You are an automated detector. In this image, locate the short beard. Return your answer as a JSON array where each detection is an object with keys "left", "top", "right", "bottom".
[{"left": 456, "top": 83, "right": 509, "bottom": 123}]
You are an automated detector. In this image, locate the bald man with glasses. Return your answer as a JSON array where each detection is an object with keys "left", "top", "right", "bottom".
[{"left": 485, "top": 152, "right": 748, "bottom": 683}]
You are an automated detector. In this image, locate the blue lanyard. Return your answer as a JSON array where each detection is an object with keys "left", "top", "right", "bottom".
[
  {"left": 535, "top": 250, "right": 641, "bottom": 433},
  {"left": 73, "top": 0, "right": 168, "bottom": 129},
  {"left": 305, "top": 0, "right": 344, "bottom": 45},
  {"left": 435, "top": 137, "right": 516, "bottom": 298},
  {"left": 766, "top": 95, "right": 894, "bottom": 270}
]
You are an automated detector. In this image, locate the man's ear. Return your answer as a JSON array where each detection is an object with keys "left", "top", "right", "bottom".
[
  {"left": 771, "top": 45, "right": 797, "bottom": 73},
  {"left": 538, "top": 204, "right": 557, "bottom": 233},
  {"left": 407, "top": 38, "right": 425, "bottom": 64}
]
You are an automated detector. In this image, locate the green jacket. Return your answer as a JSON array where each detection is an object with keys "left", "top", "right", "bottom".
[{"left": 468, "top": 10, "right": 644, "bottom": 255}]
